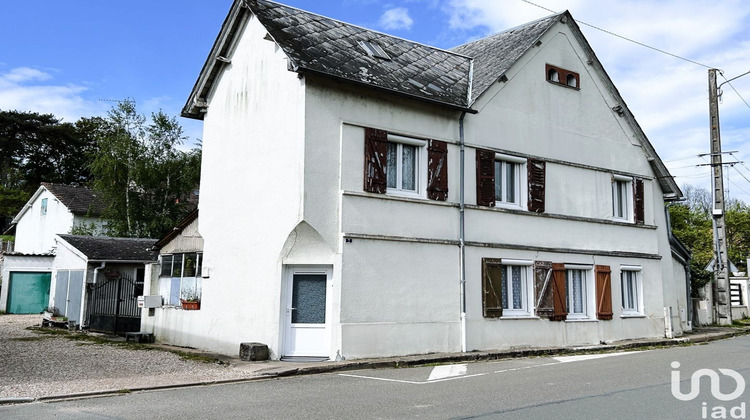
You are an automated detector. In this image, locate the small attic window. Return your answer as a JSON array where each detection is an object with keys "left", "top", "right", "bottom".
[
  {"left": 546, "top": 64, "right": 580, "bottom": 90},
  {"left": 359, "top": 40, "right": 391, "bottom": 60}
]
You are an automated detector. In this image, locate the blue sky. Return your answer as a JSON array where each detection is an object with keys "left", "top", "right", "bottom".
[{"left": 2, "top": 0, "right": 750, "bottom": 203}]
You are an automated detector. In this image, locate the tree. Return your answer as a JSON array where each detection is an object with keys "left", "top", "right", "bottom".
[
  {"left": 0, "top": 110, "right": 96, "bottom": 232},
  {"left": 669, "top": 186, "right": 750, "bottom": 297},
  {"left": 88, "top": 101, "right": 200, "bottom": 238}
]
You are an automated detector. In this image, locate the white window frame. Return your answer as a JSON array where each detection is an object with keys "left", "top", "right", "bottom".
[
  {"left": 499, "top": 259, "right": 534, "bottom": 317},
  {"left": 41, "top": 198, "right": 48, "bottom": 216},
  {"left": 494, "top": 153, "right": 526, "bottom": 209},
  {"left": 565, "top": 264, "right": 594, "bottom": 320},
  {"left": 620, "top": 265, "right": 643, "bottom": 316},
  {"left": 385, "top": 133, "right": 427, "bottom": 198},
  {"left": 612, "top": 174, "right": 633, "bottom": 221},
  {"left": 158, "top": 252, "right": 203, "bottom": 307}
]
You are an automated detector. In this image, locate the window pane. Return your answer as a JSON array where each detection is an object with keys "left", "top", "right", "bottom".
[
  {"left": 569, "top": 270, "right": 585, "bottom": 314},
  {"left": 196, "top": 253, "right": 202, "bottom": 278},
  {"left": 495, "top": 161, "right": 503, "bottom": 201},
  {"left": 501, "top": 267, "right": 508, "bottom": 310},
  {"left": 511, "top": 266, "right": 523, "bottom": 309},
  {"left": 160, "top": 255, "right": 173, "bottom": 277},
  {"left": 506, "top": 162, "right": 516, "bottom": 203},
  {"left": 183, "top": 253, "right": 197, "bottom": 277},
  {"left": 387, "top": 143, "right": 397, "bottom": 188},
  {"left": 401, "top": 144, "right": 416, "bottom": 190},
  {"left": 291, "top": 274, "right": 327, "bottom": 324},
  {"left": 171, "top": 254, "right": 183, "bottom": 277},
  {"left": 622, "top": 271, "right": 637, "bottom": 310}
]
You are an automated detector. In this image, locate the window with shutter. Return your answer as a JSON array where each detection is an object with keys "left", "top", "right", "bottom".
[
  {"left": 550, "top": 263, "right": 567, "bottom": 321},
  {"left": 482, "top": 259, "right": 504, "bottom": 318},
  {"left": 634, "top": 178, "right": 645, "bottom": 224},
  {"left": 621, "top": 266, "right": 643, "bottom": 316},
  {"left": 427, "top": 140, "right": 448, "bottom": 201},
  {"left": 534, "top": 261, "right": 554, "bottom": 318},
  {"left": 595, "top": 265, "right": 613, "bottom": 320},
  {"left": 364, "top": 128, "right": 388, "bottom": 194},
  {"left": 527, "top": 159, "right": 545, "bottom": 213}
]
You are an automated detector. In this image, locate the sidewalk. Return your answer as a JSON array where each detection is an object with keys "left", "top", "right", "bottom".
[{"left": 2, "top": 314, "right": 749, "bottom": 405}]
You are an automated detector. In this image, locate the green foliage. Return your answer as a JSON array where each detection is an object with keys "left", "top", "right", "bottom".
[
  {"left": 0, "top": 110, "right": 97, "bottom": 231},
  {"left": 88, "top": 101, "right": 201, "bottom": 238},
  {"left": 69, "top": 221, "right": 101, "bottom": 236},
  {"left": 669, "top": 185, "right": 750, "bottom": 297}
]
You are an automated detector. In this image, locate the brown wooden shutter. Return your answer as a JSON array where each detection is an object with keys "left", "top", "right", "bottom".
[
  {"left": 427, "top": 140, "right": 448, "bottom": 201},
  {"left": 482, "top": 259, "right": 504, "bottom": 318},
  {"left": 595, "top": 265, "right": 613, "bottom": 320},
  {"left": 528, "top": 159, "right": 546, "bottom": 213},
  {"left": 534, "top": 261, "right": 554, "bottom": 318},
  {"left": 550, "top": 263, "right": 567, "bottom": 321},
  {"left": 476, "top": 149, "right": 495, "bottom": 206},
  {"left": 634, "top": 178, "right": 644, "bottom": 225},
  {"left": 363, "top": 128, "right": 388, "bottom": 194}
]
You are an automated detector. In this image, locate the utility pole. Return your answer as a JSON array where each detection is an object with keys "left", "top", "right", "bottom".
[{"left": 708, "top": 68, "right": 731, "bottom": 325}]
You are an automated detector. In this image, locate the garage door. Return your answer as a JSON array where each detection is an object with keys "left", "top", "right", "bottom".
[{"left": 7, "top": 272, "right": 52, "bottom": 314}]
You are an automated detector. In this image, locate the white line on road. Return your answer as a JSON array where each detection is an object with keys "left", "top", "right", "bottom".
[
  {"left": 338, "top": 372, "right": 487, "bottom": 385},
  {"left": 428, "top": 364, "right": 467, "bottom": 381},
  {"left": 553, "top": 351, "right": 646, "bottom": 363}
]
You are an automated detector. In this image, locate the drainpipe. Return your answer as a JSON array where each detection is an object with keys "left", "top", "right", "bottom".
[
  {"left": 86, "top": 262, "right": 106, "bottom": 328},
  {"left": 459, "top": 111, "right": 467, "bottom": 353}
]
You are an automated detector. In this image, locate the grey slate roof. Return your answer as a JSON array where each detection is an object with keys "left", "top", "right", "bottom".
[
  {"left": 252, "top": 0, "right": 472, "bottom": 108},
  {"left": 452, "top": 14, "right": 562, "bottom": 102},
  {"left": 58, "top": 235, "right": 157, "bottom": 262},
  {"left": 182, "top": 0, "right": 473, "bottom": 118},
  {"left": 42, "top": 183, "right": 106, "bottom": 216},
  {"left": 182, "top": 1, "right": 681, "bottom": 199}
]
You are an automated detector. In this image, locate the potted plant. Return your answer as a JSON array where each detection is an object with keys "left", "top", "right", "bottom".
[{"left": 180, "top": 290, "right": 201, "bottom": 310}]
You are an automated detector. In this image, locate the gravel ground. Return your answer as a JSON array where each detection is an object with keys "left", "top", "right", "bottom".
[{"left": 0, "top": 314, "right": 254, "bottom": 399}]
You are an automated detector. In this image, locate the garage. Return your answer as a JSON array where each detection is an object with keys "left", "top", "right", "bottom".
[{"left": 7, "top": 272, "right": 51, "bottom": 314}]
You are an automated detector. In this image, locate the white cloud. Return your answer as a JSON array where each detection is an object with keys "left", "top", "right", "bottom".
[
  {"left": 440, "top": 0, "right": 750, "bottom": 201},
  {"left": 0, "top": 66, "right": 104, "bottom": 122},
  {"left": 379, "top": 7, "right": 414, "bottom": 30}
]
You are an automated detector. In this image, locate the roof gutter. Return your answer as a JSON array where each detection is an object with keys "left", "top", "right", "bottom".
[{"left": 296, "top": 68, "right": 477, "bottom": 114}]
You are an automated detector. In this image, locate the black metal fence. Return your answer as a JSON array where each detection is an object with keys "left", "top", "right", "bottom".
[{"left": 88, "top": 271, "right": 143, "bottom": 334}]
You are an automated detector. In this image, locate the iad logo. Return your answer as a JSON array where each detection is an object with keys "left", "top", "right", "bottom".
[{"left": 671, "top": 361, "right": 746, "bottom": 419}]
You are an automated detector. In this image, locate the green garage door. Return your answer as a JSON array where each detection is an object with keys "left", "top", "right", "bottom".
[{"left": 7, "top": 272, "right": 52, "bottom": 314}]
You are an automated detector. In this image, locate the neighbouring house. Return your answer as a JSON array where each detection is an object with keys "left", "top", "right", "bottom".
[
  {"left": 52, "top": 235, "right": 157, "bottom": 332},
  {"left": 154, "top": 0, "right": 688, "bottom": 360},
  {"left": 0, "top": 183, "right": 106, "bottom": 314},
  {"left": 140, "top": 210, "right": 203, "bottom": 341}
]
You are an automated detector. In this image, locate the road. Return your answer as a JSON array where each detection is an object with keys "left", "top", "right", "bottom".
[{"left": 4, "top": 336, "right": 750, "bottom": 419}]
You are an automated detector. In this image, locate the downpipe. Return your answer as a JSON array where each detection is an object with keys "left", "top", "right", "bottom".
[{"left": 459, "top": 111, "right": 467, "bottom": 353}]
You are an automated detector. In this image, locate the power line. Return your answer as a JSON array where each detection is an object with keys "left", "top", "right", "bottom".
[
  {"left": 719, "top": 77, "right": 750, "bottom": 110},
  {"left": 519, "top": 0, "right": 714, "bottom": 69}
]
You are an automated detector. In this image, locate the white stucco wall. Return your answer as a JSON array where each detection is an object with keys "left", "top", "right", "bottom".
[
  {"left": 163, "top": 12, "right": 682, "bottom": 359},
  {"left": 14, "top": 189, "right": 75, "bottom": 254},
  {"left": 154, "top": 13, "right": 307, "bottom": 357}
]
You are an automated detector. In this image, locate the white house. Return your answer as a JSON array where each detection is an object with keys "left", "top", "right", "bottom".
[
  {"left": 0, "top": 183, "right": 106, "bottom": 314},
  {"left": 52, "top": 234, "right": 157, "bottom": 331},
  {"left": 146, "top": 0, "right": 688, "bottom": 360}
]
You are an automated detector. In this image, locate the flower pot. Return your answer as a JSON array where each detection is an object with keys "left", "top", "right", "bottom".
[{"left": 180, "top": 299, "right": 200, "bottom": 310}]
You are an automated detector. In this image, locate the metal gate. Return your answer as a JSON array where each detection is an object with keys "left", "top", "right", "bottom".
[{"left": 88, "top": 271, "right": 143, "bottom": 334}]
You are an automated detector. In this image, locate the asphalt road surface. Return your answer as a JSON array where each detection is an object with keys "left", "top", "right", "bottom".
[{"left": 4, "top": 335, "right": 750, "bottom": 419}]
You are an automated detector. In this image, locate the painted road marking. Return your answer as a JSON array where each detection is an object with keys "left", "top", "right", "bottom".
[
  {"left": 428, "top": 364, "right": 467, "bottom": 381},
  {"left": 338, "top": 372, "right": 486, "bottom": 385},
  {"left": 553, "top": 351, "right": 645, "bottom": 364},
  {"left": 340, "top": 351, "right": 648, "bottom": 384}
]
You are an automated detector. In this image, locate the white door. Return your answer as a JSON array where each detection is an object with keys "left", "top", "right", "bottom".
[{"left": 284, "top": 267, "right": 331, "bottom": 358}]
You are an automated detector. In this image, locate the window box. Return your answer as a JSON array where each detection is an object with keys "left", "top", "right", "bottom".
[{"left": 180, "top": 299, "right": 201, "bottom": 310}]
